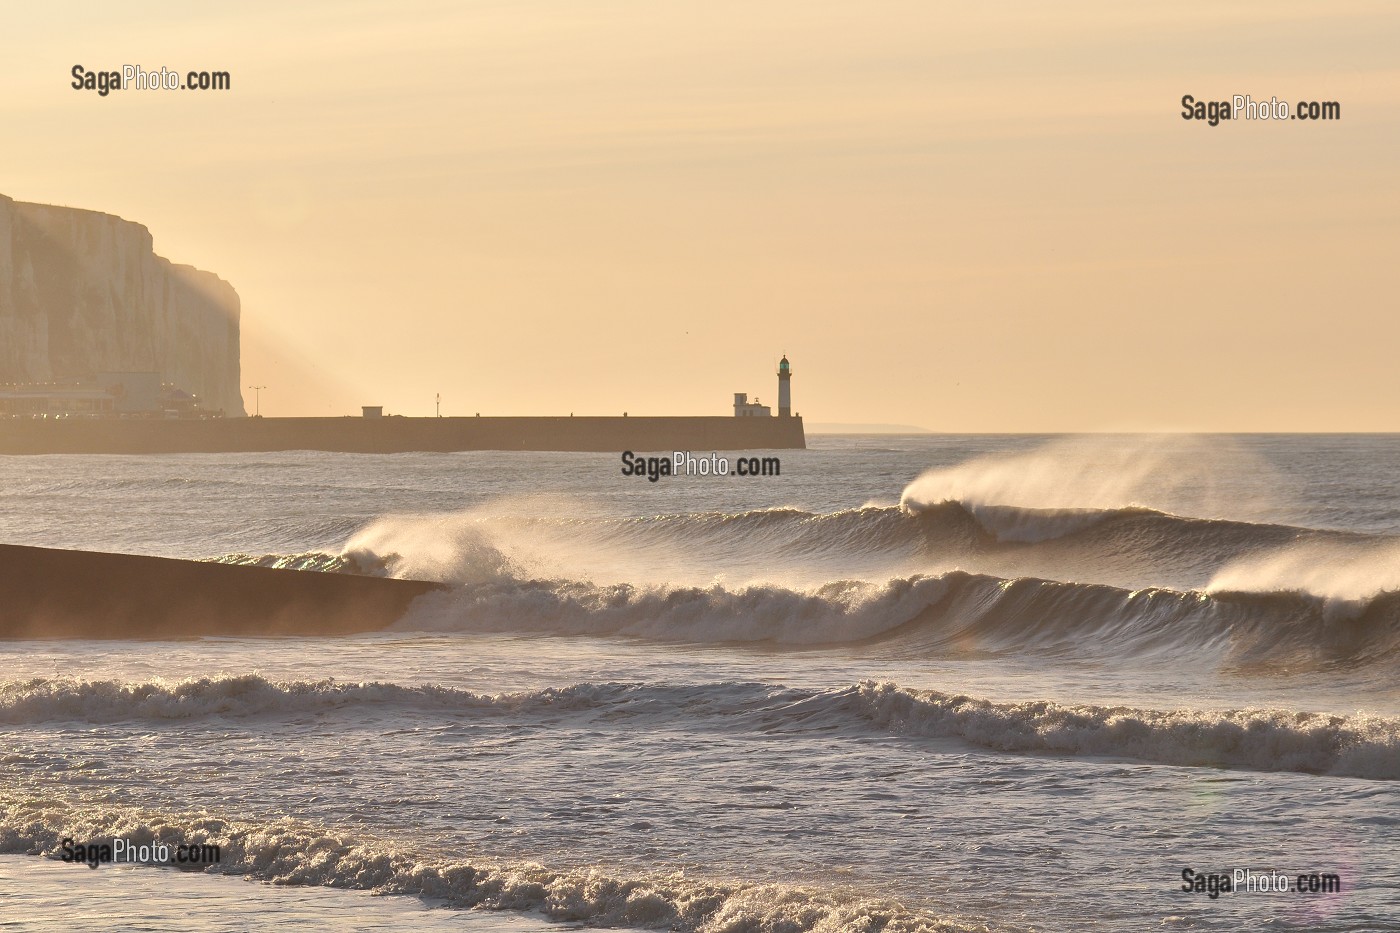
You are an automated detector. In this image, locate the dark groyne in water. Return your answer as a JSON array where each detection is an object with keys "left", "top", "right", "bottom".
[
  {"left": 0, "top": 415, "right": 806, "bottom": 454},
  {"left": 0, "top": 544, "right": 442, "bottom": 638}
]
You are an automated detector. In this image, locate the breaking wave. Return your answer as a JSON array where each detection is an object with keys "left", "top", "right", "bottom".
[
  {"left": 0, "top": 676, "right": 789, "bottom": 725},
  {"left": 2, "top": 676, "right": 1395, "bottom": 779},
  {"left": 854, "top": 682, "right": 1400, "bottom": 781},
  {"left": 339, "top": 505, "right": 924, "bottom": 588},
  {"left": 390, "top": 570, "right": 1400, "bottom": 670},
  {"left": 0, "top": 796, "right": 987, "bottom": 933},
  {"left": 193, "top": 546, "right": 1400, "bottom": 669},
  {"left": 194, "top": 477, "right": 1400, "bottom": 670},
  {"left": 336, "top": 494, "right": 1387, "bottom": 596}
]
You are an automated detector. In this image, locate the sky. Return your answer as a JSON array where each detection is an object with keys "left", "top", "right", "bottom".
[{"left": 2, "top": 1, "right": 1397, "bottom": 429}]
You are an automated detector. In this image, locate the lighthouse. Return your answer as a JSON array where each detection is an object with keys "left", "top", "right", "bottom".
[{"left": 777, "top": 355, "right": 792, "bottom": 418}]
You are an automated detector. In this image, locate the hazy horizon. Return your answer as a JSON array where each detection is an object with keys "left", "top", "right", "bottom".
[{"left": 4, "top": 1, "right": 1397, "bottom": 429}]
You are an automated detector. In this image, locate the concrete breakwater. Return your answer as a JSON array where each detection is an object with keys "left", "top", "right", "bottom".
[{"left": 0, "top": 415, "right": 806, "bottom": 454}]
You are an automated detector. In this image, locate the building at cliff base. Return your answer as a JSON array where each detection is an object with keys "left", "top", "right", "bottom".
[{"left": 0, "top": 372, "right": 220, "bottom": 419}]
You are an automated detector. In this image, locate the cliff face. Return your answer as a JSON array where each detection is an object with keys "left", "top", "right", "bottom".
[{"left": 0, "top": 195, "right": 244, "bottom": 415}]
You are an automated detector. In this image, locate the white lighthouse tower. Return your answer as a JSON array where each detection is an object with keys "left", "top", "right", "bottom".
[{"left": 777, "top": 355, "right": 792, "bottom": 418}]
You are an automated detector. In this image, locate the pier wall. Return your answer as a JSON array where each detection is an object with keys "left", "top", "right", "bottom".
[{"left": 0, "top": 415, "right": 806, "bottom": 454}]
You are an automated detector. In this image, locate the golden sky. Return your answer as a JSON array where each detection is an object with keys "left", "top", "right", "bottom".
[{"left": 3, "top": 1, "right": 1397, "bottom": 429}]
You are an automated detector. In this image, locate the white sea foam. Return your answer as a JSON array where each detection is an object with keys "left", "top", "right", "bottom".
[{"left": 0, "top": 797, "right": 987, "bottom": 933}]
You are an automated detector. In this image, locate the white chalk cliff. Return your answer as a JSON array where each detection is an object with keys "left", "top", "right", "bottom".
[{"left": 0, "top": 194, "right": 244, "bottom": 415}]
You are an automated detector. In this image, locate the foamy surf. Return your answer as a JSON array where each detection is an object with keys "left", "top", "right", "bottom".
[{"left": 0, "top": 796, "right": 990, "bottom": 933}]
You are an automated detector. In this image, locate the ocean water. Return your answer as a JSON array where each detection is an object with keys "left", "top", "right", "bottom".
[{"left": 1, "top": 434, "right": 1398, "bottom": 931}]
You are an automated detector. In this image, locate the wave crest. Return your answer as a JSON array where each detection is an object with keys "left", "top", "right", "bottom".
[
  {"left": 854, "top": 682, "right": 1400, "bottom": 780},
  {"left": 395, "top": 570, "right": 1400, "bottom": 670},
  {"left": 334, "top": 492, "right": 1390, "bottom": 601},
  {"left": 0, "top": 675, "right": 649, "bottom": 724},
  {"left": 3, "top": 676, "right": 1396, "bottom": 779}
]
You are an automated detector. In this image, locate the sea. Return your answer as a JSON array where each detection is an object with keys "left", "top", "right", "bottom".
[{"left": 1, "top": 434, "right": 1397, "bottom": 931}]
